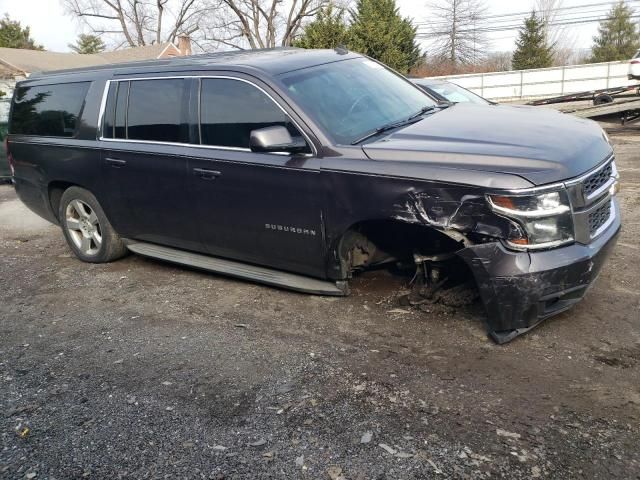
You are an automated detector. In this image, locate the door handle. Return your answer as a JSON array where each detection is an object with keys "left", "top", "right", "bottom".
[
  {"left": 193, "top": 168, "right": 222, "bottom": 180},
  {"left": 105, "top": 157, "right": 127, "bottom": 168}
]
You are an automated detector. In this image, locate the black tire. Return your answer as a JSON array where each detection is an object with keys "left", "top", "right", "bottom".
[
  {"left": 593, "top": 94, "right": 614, "bottom": 105},
  {"left": 58, "top": 186, "right": 128, "bottom": 263}
]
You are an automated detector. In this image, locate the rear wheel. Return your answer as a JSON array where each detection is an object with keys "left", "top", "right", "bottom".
[{"left": 59, "top": 187, "right": 128, "bottom": 263}]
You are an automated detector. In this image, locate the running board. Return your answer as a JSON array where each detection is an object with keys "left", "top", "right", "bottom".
[{"left": 125, "top": 241, "right": 349, "bottom": 296}]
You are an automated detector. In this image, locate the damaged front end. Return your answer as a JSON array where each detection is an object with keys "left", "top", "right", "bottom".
[
  {"left": 389, "top": 165, "right": 621, "bottom": 343},
  {"left": 457, "top": 232, "right": 619, "bottom": 343}
]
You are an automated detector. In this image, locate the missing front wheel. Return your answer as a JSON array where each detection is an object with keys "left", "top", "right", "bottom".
[{"left": 399, "top": 253, "right": 479, "bottom": 308}]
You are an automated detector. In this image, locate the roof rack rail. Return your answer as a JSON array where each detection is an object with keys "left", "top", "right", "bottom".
[{"left": 29, "top": 47, "right": 304, "bottom": 77}]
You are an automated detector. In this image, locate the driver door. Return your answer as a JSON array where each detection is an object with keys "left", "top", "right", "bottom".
[{"left": 187, "top": 77, "right": 327, "bottom": 278}]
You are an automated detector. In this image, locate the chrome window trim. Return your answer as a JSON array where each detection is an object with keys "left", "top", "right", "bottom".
[
  {"left": 197, "top": 77, "right": 202, "bottom": 146},
  {"left": 99, "top": 137, "right": 251, "bottom": 152},
  {"left": 96, "top": 74, "right": 317, "bottom": 156}
]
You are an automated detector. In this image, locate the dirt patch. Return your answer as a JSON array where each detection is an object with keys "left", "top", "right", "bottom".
[
  {"left": 594, "top": 344, "right": 640, "bottom": 369},
  {"left": 1, "top": 133, "right": 640, "bottom": 478}
]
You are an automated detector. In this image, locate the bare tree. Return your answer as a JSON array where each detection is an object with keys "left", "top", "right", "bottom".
[
  {"left": 62, "top": 0, "right": 209, "bottom": 48},
  {"left": 485, "top": 51, "right": 511, "bottom": 71},
  {"left": 426, "top": 0, "right": 488, "bottom": 66},
  {"left": 535, "top": 0, "right": 577, "bottom": 65},
  {"left": 201, "top": 0, "right": 327, "bottom": 49},
  {"left": 63, "top": 0, "right": 327, "bottom": 51}
]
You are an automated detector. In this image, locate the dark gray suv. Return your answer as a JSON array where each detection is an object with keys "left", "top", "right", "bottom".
[{"left": 6, "top": 48, "right": 620, "bottom": 343}]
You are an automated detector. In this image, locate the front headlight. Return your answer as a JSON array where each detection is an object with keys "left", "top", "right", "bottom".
[{"left": 487, "top": 190, "right": 574, "bottom": 250}]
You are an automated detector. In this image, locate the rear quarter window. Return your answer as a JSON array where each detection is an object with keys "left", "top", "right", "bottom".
[{"left": 10, "top": 82, "right": 90, "bottom": 137}]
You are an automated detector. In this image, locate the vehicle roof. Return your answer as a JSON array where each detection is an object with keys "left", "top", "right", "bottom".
[{"left": 28, "top": 47, "right": 361, "bottom": 80}]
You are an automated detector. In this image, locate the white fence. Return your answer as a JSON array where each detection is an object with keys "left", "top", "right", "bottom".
[{"left": 428, "top": 61, "right": 635, "bottom": 101}]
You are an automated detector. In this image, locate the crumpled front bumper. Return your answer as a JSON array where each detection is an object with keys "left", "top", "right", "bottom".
[{"left": 458, "top": 200, "right": 621, "bottom": 343}]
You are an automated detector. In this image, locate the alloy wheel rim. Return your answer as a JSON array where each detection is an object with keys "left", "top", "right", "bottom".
[{"left": 65, "top": 199, "right": 102, "bottom": 255}]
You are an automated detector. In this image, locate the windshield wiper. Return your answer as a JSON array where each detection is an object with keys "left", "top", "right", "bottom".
[
  {"left": 350, "top": 105, "right": 438, "bottom": 145},
  {"left": 407, "top": 105, "right": 438, "bottom": 120}
]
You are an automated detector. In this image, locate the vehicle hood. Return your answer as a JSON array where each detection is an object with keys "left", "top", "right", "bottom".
[{"left": 362, "top": 103, "right": 613, "bottom": 186}]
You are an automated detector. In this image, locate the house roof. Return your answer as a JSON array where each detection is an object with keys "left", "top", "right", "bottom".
[
  {"left": 97, "top": 43, "right": 179, "bottom": 63},
  {"left": 0, "top": 43, "right": 180, "bottom": 76}
]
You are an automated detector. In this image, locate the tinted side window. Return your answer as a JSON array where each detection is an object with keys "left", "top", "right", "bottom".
[
  {"left": 127, "top": 79, "right": 186, "bottom": 142},
  {"left": 102, "top": 82, "right": 117, "bottom": 139},
  {"left": 114, "top": 81, "right": 129, "bottom": 139},
  {"left": 11, "top": 82, "right": 90, "bottom": 137},
  {"left": 200, "top": 78, "right": 304, "bottom": 149},
  {"left": 102, "top": 81, "right": 130, "bottom": 140}
]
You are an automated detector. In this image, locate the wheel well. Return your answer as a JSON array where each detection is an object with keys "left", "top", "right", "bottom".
[
  {"left": 48, "top": 181, "right": 76, "bottom": 221},
  {"left": 336, "top": 219, "right": 465, "bottom": 277}
]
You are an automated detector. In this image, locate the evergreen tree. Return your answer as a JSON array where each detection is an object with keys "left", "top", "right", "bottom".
[
  {"left": 590, "top": 1, "right": 640, "bottom": 62},
  {"left": 69, "top": 34, "right": 106, "bottom": 54},
  {"left": 348, "top": 0, "right": 421, "bottom": 73},
  {"left": 0, "top": 15, "right": 43, "bottom": 50},
  {"left": 512, "top": 11, "right": 554, "bottom": 70},
  {"left": 293, "top": 4, "right": 349, "bottom": 49}
]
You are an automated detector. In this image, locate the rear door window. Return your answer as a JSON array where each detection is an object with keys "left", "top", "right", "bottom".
[
  {"left": 10, "top": 82, "right": 90, "bottom": 137},
  {"left": 127, "top": 79, "right": 187, "bottom": 143},
  {"left": 199, "top": 78, "right": 306, "bottom": 150},
  {"left": 102, "top": 81, "right": 129, "bottom": 139},
  {"left": 102, "top": 82, "right": 117, "bottom": 139}
]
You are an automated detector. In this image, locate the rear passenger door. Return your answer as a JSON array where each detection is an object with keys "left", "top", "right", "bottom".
[
  {"left": 99, "top": 77, "right": 201, "bottom": 251},
  {"left": 188, "top": 77, "right": 326, "bottom": 278}
]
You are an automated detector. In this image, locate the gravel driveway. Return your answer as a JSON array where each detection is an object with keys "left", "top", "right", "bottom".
[{"left": 1, "top": 134, "right": 639, "bottom": 479}]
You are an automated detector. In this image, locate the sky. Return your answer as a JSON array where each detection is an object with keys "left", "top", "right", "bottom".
[{"left": 0, "top": 0, "right": 628, "bottom": 53}]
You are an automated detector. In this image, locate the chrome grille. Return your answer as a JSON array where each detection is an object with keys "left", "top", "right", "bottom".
[
  {"left": 583, "top": 162, "right": 613, "bottom": 197},
  {"left": 566, "top": 157, "right": 617, "bottom": 244},
  {"left": 588, "top": 201, "right": 612, "bottom": 236}
]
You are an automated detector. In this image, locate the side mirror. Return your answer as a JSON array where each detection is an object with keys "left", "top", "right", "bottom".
[{"left": 249, "top": 126, "right": 308, "bottom": 154}]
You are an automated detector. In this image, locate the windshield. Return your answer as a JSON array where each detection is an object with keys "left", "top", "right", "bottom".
[
  {"left": 280, "top": 58, "right": 435, "bottom": 145},
  {"left": 428, "top": 83, "right": 489, "bottom": 105}
]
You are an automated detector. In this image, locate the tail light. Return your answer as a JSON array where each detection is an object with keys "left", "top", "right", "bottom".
[
  {"left": 4, "top": 137, "right": 15, "bottom": 177},
  {"left": 631, "top": 60, "right": 640, "bottom": 64}
]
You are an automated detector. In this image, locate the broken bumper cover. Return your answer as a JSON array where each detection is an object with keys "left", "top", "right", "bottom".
[{"left": 458, "top": 201, "right": 621, "bottom": 343}]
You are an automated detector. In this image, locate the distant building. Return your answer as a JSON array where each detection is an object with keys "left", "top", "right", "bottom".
[{"left": 0, "top": 37, "right": 192, "bottom": 119}]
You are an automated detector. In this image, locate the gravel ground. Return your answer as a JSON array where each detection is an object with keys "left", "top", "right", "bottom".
[{"left": 1, "top": 134, "right": 639, "bottom": 480}]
